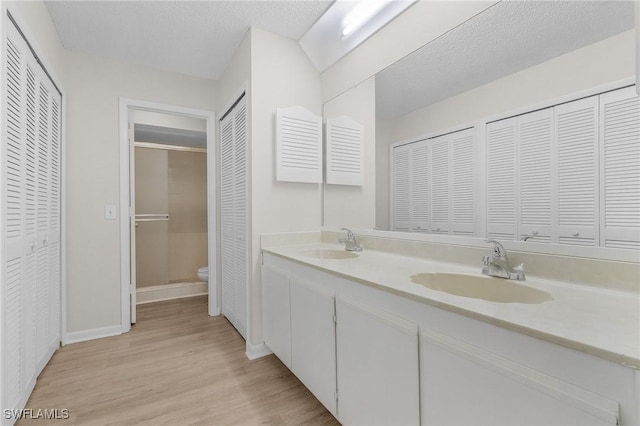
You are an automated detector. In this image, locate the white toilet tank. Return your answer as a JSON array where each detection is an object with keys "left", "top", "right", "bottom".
[{"left": 197, "top": 266, "right": 208, "bottom": 282}]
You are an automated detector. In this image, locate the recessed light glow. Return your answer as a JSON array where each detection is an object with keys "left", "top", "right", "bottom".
[{"left": 341, "top": 0, "right": 394, "bottom": 39}]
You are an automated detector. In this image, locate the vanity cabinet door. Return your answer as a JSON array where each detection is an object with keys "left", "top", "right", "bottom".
[
  {"left": 261, "top": 264, "right": 291, "bottom": 368},
  {"left": 420, "top": 331, "right": 619, "bottom": 426},
  {"left": 290, "top": 275, "right": 337, "bottom": 416},
  {"left": 336, "top": 297, "right": 420, "bottom": 426}
]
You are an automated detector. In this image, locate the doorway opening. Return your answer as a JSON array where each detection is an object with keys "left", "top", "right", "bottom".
[{"left": 119, "top": 99, "right": 217, "bottom": 332}]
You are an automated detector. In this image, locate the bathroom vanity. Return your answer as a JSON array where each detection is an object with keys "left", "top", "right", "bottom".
[{"left": 261, "top": 231, "right": 640, "bottom": 426}]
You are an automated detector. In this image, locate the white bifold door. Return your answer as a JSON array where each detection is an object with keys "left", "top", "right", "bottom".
[
  {"left": 2, "top": 15, "right": 62, "bottom": 421},
  {"left": 219, "top": 95, "right": 248, "bottom": 339}
]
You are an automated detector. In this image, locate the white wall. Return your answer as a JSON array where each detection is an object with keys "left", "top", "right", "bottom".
[
  {"left": 132, "top": 110, "right": 206, "bottom": 132},
  {"left": 323, "top": 76, "right": 376, "bottom": 229},
  {"left": 8, "top": 1, "right": 218, "bottom": 334},
  {"left": 248, "top": 28, "right": 323, "bottom": 347},
  {"left": 376, "top": 30, "right": 636, "bottom": 230},
  {"left": 375, "top": 118, "right": 392, "bottom": 230}
]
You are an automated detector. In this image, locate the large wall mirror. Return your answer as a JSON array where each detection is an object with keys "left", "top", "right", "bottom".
[{"left": 323, "top": 0, "right": 637, "bottom": 253}]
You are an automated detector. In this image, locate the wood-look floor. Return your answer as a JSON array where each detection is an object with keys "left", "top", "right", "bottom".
[{"left": 19, "top": 296, "right": 339, "bottom": 425}]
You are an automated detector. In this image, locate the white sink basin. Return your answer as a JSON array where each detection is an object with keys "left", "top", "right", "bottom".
[
  {"left": 410, "top": 272, "right": 553, "bottom": 304},
  {"left": 300, "top": 249, "right": 359, "bottom": 260}
]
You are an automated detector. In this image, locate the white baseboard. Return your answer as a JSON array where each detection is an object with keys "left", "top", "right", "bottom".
[
  {"left": 63, "top": 324, "right": 122, "bottom": 345},
  {"left": 246, "top": 341, "right": 272, "bottom": 360},
  {"left": 137, "top": 281, "right": 208, "bottom": 304}
]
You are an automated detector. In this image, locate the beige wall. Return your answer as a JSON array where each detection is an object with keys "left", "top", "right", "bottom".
[
  {"left": 376, "top": 30, "right": 635, "bottom": 232},
  {"left": 248, "top": 28, "right": 323, "bottom": 346},
  {"left": 323, "top": 76, "right": 376, "bottom": 229},
  {"left": 9, "top": 1, "right": 218, "bottom": 333},
  {"left": 375, "top": 118, "right": 392, "bottom": 230}
]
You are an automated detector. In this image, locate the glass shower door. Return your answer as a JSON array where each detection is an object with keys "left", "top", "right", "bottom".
[{"left": 135, "top": 147, "right": 169, "bottom": 289}]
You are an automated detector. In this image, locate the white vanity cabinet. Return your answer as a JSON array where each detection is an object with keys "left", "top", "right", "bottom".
[
  {"left": 261, "top": 264, "right": 291, "bottom": 368},
  {"left": 336, "top": 298, "right": 420, "bottom": 426},
  {"left": 289, "top": 274, "right": 337, "bottom": 415},
  {"left": 261, "top": 251, "right": 638, "bottom": 426}
]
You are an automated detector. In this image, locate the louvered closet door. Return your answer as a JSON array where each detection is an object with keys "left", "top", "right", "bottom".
[
  {"left": 3, "top": 18, "right": 62, "bottom": 415},
  {"left": 220, "top": 95, "right": 248, "bottom": 339},
  {"left": 232, "top": 97, "right": 247, "bottom": 339},
  {"left": 392, "top": 145, "right": 411, "bottom": 232},
  {"left": 430, "top": 135, "right": 450, "bottom": 234},
  {"left": 410, "top": 141, "right": 429, "bottom": 233},
  {"left": 555, "top": 96, "right": 598, "bottom": 246},
  {"left": 518, "top": 108, "right": 554, "bottom": 243},
  {"left": 220, "top": 107, "right": 237, "bottom": 328},
  {"left": 450, "top": 129, "right": 475, "bottom": 236},
  {"left": 599, "top": 86, "right": 640, "bottom": 249},
  {"left": 486, "top": 118, "right": 517, "bottom": 239}
]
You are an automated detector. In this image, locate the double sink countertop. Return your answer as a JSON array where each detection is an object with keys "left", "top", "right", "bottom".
[{"left": 262, "top": 242, "right": 640, "bottom": 369}]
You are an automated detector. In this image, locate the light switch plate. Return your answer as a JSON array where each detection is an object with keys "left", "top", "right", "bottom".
[{"left": 105, "top": 204, "right": 117, "bottom": 220}]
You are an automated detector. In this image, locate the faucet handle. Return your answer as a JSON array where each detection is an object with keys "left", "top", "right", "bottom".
[
  {"left": 485, "top": 238, "right": 506, "bottom": 258},
  {"left": 341, "top": 227, "right": 354, "bottom": 240}
]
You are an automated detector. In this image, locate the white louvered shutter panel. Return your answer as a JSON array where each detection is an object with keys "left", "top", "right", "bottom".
[
  {"left": 4, "top": 24, "right": 26, "bottom": 413},
  {"left": 430, "top": 135, "right": 450, "bottom": 234},
  {"left": 451, "top": 129, "right": 475, "bottom": 236},
  {"left": 486, "top": 118, "right": 517, "bottom": 240},
  {"left": 23, "top": 62, "right": 38, "bottom": 393},
  {"left": 276, "top": 106, "right": 322, "bottom": 183},
  {"left": 48, "top": 88, "right": 62, "bottom": 352},
  {"left": 3, "top": 18, "right": 63, "bottom": 414},
  {"left": 599, "top": 87, "right": 640, "bottom": 249},
  {"left": 518, "top": 108, "right": 554, "bottom": 243},
  {"left": 326, "top": 116, "right": 364, "bottom": 186},
  {"left": 555, "top": 96, "right": 599, "bottom": 246},
  {"left": 220, "top": 106, "right": 236, "bottom": 327},
  {"left": 233, "top": 97, "right": 248, "bottom": 339},
  {"left": 411, "top": 141, "right": 429, "bottom": 233},
  {"left": 35, "top": 77, "right": 52, "bottom": 369},
  {"left": 392, "top": 145, "right": 411, "bottom": 232}
]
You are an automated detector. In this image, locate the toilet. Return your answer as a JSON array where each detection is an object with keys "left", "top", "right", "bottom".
[{"left": 197, "top": 266, "right": 208, "bottom": 282}]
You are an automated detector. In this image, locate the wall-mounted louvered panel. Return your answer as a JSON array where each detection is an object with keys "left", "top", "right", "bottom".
[
  {"left": 392, "top": 146, "right": 411, "bottom": 232},
  {"left": 276, "top": 106, "right": 322, "bottom": 184},
  {"left": 451, "top": 129, "right": 475, "bottom": 236},
  {"left": 555, "top": 96, "right": 598, "bottom": 246},
  {"left": 600, "top": 86, "right": 640, "bottom": 249},
  {"left": 411, "top": 142, "right": 429, "bottom": 233},
  {"left": 518, "top": 108, "right": 554, "bottom": 243},
  {"left": 486, "top": 119, "right": 517, "bottom": 239},
  {"left": 326, "top": 115, "right": 364, "bottom": 186},
  {"left": 430, "top": 138, "right": 450, "bottom": 234}
]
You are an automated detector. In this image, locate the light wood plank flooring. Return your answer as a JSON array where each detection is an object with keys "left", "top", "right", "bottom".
[{"left": 19, "top": 296, "right": 339, "bottom": 425}]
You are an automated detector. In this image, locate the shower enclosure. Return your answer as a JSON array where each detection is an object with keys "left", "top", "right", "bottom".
[{"left": 134, "top": 146, "right": 208, "bottom": 302}]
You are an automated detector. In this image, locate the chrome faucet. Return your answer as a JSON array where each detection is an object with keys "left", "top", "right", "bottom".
[
  {"left": 481, "top": 239, "right": 525, "bottom": 280},
  {"left": 338, "top": 228, "right": 363, "bottom": 252}
]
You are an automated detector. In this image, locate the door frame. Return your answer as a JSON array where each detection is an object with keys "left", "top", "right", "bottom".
[{"left": 118, "top": 98, "right": 218, "bottom": 333}]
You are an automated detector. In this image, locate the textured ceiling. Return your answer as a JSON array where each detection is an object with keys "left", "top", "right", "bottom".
[
  {"left": 376, "top": 1, "right": 635, "bottom": 120},
  {"left": 45, "top": 0, "right": 333, "bottom": 80}
]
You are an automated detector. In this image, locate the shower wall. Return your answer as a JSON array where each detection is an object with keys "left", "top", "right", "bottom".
[{"left": 135, "top": 147, "right": 207, "bottom": 287}]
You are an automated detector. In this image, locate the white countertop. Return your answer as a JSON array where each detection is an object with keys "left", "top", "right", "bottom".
[{"left": 263, "top": 243, "right": 640, "bottom": 369}]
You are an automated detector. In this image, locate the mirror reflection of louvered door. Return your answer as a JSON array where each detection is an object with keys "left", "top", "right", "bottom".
[
  {"left": 220, "top": 95, "right": 248, "bottom": 339},
  {"left": 2, "top": 16, "right": 62, "bottom": 416}
]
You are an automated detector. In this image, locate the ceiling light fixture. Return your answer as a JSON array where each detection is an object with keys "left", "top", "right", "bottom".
[{"left": 341, "top": 0, "right": 394, "bottom": 39}]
